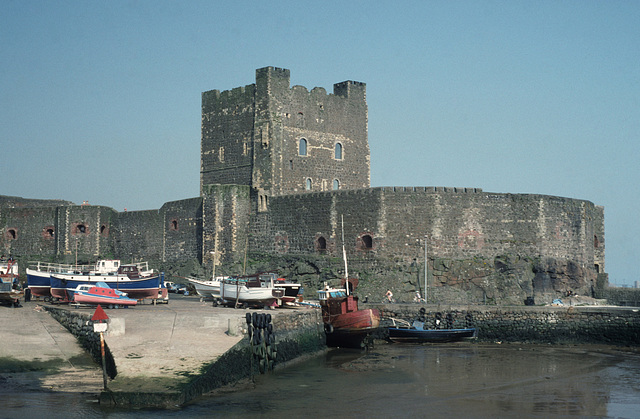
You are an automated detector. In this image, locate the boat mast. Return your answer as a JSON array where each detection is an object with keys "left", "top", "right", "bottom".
[{"left": 342, "top": 215, "right": 349, "bottom": 296}]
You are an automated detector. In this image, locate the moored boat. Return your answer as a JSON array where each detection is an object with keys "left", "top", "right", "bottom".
[
  {"left": 318, "top": 216, "right": 381, "bottom": 348},
  {"left": 68, "top": 281, "right": 137, "bottom": 306},
  {"left": 388, "top": 320, "right": 477, "bottom": 343},
  {"left": 318, "top": 281, "right": 381, "bottom": 348}
]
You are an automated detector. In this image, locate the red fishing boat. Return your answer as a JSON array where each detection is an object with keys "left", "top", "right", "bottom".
[
  {"left": 318, "top": 279, "right": 381, "bottom": 349},
  {"left": 318, "top": 216, "right": 381, "bottom": 348}
]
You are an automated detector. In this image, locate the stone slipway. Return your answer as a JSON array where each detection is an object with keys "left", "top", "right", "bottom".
[
  {"left": 99, "top": 296, "right": 246, "bottom": 393},
  {"left": 0, "top": 303, "right": 103, "bottom": 393},
  {"left": 0, "top": 296, "right": 255, "bottom": 395}
]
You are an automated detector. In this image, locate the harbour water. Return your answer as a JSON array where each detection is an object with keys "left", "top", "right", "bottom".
[{"left": 3, "top": 343, "right": 640, "bottom": 418}]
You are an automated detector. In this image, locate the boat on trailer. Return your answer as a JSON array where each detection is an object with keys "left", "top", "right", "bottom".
[
  {"left": 49, "top": 264, "right": 164, "bottom": 301},
  {"left": 0, "top": 258, "right": 22, "bottom": 307},
  {"left": 217, "top": 273, "right": 286, "bottom": 307},
  {"left": 26, "top": 259, "right": 155, "bottom": 298},
  {"left": 68, "top": 281, "right": 137, "bottom": 307},
  {"left": 185, "top": 276, "right": 228, "bottom": 298}
]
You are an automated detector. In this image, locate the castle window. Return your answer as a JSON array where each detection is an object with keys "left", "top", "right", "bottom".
[
  {"left": 259, "top": 194, "right": 269, "bottom": 212},
  {"left": 316, "top": 236, "right": 327, "bottom": 252},
  {"left": 218, "top": 146, "right": 225, "bottom": 163},
  {"left": 334, "top": 142, "right": 343, "bottom": 160},
  {"left": 100, "top": 225, "right": 108, "bottom": 237},
  {"left": 333, "top": 179, "right": 340, "bottom": 190},
  {"left": 594, "top": 235, "right": 599, "bottom": 248},
  {"left": 360, "top": 234, "right": 373, "bottom": 250},
  {"left": 6, "top": 228, "right": 17, "bottom": 240},
  {"left": 289, "top": 160, "right": 293, "bottom": 170},
  {"left": 306, "top": 178, "right": 312, "bottom": 190},
  {"left": 299, "top": 138, "right": 307, "bottom": 156},
  {"left": 74, "top": 224, "right": 88, "bottom": 234},
  {"left": 170, "top": 220, "right": 178, "bottom": 231},
  {"left": 42, "top": 226, "right": 55, "bottom": 239}
]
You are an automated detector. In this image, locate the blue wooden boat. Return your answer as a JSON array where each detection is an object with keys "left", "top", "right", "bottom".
[{"left": 388, "top": 320, "right": 477, "bottom": 343}]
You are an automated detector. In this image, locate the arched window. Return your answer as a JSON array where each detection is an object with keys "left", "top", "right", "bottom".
[
  {"left": 361, "top": 234, "right": 373, "bottom": 249},
  {"left": 170, "top": 220, "right": 178, "bottom": 231},
  {"left": 299, "top": 138, "right": 307, "bottom": 156},
  {"left": 333, "top": 179, "right": 340, "bottom": 190},
  {"left": 317, "top": 236, "right": 327, "bottom": 252},
  {"left": 75, "top": 224, "right": 87, "bottom": 234},
  {"left": 6, "top": 228, "right": 17, "bottom": 240},
  {"left": 334, "top": 142, "right": 343, "bottom": 160},
  {"left": 305, "top": 178, "right": 312, "bottom": 190}
]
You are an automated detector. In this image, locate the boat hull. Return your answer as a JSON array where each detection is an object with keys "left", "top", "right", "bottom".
[
  {"left": 219, "top": 282, "right": 284, "bottom": 306},
  {"left": 26, "top": 268, "right": 52, "bottom": 297},
  {"left": 187, "top": 277, "right": 221, "bottom": 298},
  {"left": 73, "top": 292, "right": 137, "bottom": 306},
  {"left": 388, "top": 327, "right": 477, "bottom": 343},
  {"left": 323, "top": 307, "right": 382, "bottom": 348},
  {"left": 50, "top": 273, "right": 162, "bottom": 301}
]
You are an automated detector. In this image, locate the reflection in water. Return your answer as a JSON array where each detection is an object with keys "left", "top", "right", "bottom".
[{"left": 1, "top": 344, "right": 639, "bottom": 418}]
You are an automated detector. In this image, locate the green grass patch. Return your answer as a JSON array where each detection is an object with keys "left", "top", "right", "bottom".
[{"left": 0, "top": 357, "right": 63, "bottom": 374}]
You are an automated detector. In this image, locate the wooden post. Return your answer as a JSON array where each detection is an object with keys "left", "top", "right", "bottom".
[{"left": 100, "top": 330, "right": 108, "bottom": 390}]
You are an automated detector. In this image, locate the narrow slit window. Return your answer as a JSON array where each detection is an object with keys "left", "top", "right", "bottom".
[{"left": 299, "top": 138, "right": 307, "bottom": 156}]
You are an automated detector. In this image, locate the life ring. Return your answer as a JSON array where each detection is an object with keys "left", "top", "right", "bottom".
[{"left": 324, "top": 323, "right": 334, "bottom": 334}]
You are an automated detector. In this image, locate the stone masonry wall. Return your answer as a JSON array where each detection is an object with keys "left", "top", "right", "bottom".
[
  {"left": 161, "top": 198, "right": 203, "bottom": 263},
  {"left": 44, "top": 306, "right": 117, "bottom": 378},
  {"left": 201, "top": 84, "right": 256, "bottom": 193},
  {"left": 202, "top": 185, "right": 250, "bottom": 265},
  {"left": 377, "top": 304, "right": 640, "bottom": 346},
  {"left": 255, "top": 187, "right": 602, "bottom": 269},
  {"left": 110, "top": 209, "right": 163, "bottom": 262}
]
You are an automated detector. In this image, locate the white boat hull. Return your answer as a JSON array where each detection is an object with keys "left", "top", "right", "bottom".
[{"left": 219, "top": 282, "right": 284, "bottom": 306}]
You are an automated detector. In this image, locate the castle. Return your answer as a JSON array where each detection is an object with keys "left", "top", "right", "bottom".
[{"left": 0, "top": 67, "right": 607, "bottom": 303}]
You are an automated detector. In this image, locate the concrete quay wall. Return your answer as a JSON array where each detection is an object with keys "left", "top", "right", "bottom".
[
  {"left": 101, "top": 308, "right": 325, "bottom": 408},
  {"left": 44, "top": 306, "right": 117, "bottom": 378},
  {"left": 376, "top": 304, "right": 640, "bottom": 346}
]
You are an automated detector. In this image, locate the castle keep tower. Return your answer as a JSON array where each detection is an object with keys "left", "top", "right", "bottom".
[{"left": 201, "top": 67, "right": 370, "bottom": 199}]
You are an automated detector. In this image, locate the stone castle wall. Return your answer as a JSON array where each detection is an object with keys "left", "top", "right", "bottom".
[
  {"left": 250, "top": 187, "right": 603, "bottom": 269},
  {"left": 378, "top": 304, "right": 640, "bottom": 346}
]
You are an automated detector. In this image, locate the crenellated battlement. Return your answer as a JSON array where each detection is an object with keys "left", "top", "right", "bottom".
[{"left": 378, "top": 186, "right": 483, "bottom": 193}]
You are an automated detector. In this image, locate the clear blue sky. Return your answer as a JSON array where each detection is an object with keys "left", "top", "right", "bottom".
[{"left": 1, "top": 1, "right": 638, "bottom": 285}]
